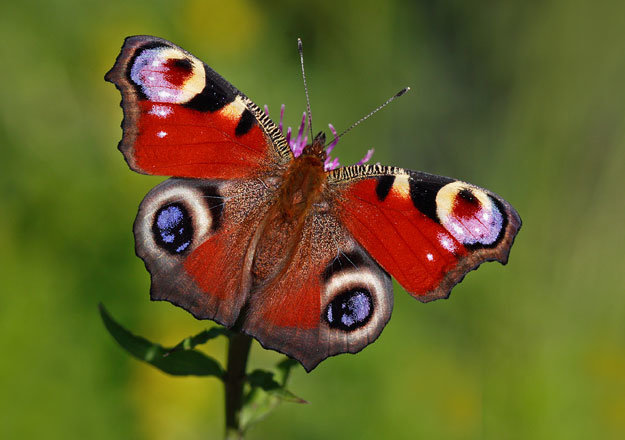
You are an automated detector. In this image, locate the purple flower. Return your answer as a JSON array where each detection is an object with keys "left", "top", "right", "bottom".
[{"left": 264, "top": 105, "right": 374, "bottom": 171}]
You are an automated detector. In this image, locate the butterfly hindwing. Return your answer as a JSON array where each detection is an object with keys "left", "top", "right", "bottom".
[
  {"left": 135, "top": 176, "right": 393, "bottom": 371},
  {"left": 134, "top": 177, "right": 273, "bottom": 326},
  {"left": 105, "top": 35, "right": 292, "bottom": 180},
  {"left": 329, "top": 165, "right": 521, "bottom": 302},
  {"left": 242, "top": 207, "right": 393, "bottom": 372}
]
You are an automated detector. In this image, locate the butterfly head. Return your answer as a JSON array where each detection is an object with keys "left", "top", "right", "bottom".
[
  {"left": 301, "top": 131, "right": 327, "bottom": 160},
  {"left": 271, "top": 105, "right": 373, "bottom": 171}
]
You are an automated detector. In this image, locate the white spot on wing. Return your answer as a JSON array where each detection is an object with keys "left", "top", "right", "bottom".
[
  {"left": 149, "top": 105, "right": 173, "bottom": 118},
  {"left": 438, "top": 233, "right": 457, "bottom": 253},
  {"left": 426, "top": 253, "right": 434, "bottom": 261},
  {"left": 391, "top": 174, "right": 411, "bottom": 198},
  {"left": 157, "top": 131, "right": 167, "bottom": 138}
]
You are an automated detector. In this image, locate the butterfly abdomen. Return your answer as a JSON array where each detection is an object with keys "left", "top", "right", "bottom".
[
  {"left": 251, "top": 210, "right": 299, "bottom": 283},
  {"left": 250, "top": 154, "right": 327, "bottom": 287}
]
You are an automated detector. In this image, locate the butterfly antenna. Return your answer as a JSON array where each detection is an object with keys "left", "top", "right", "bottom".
[
  {"left": 326, "top": 87, "right": 411, "bottom": 147},
  {"left": 298, "top": 38, "right": 314, "bottom": 141}
]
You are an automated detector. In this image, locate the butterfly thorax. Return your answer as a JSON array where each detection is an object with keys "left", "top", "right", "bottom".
[
  {"left": 275, "top": 131, "right": 326, "bottom": 217},
  {"left": 278, "top": 156, "right": 325, "bottom": 217}
]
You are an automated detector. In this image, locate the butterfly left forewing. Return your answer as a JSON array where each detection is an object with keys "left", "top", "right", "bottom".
[
  {"left": 329, "top": 165, "right": 521, "bottom": 302},
  {"left": 105, "top": 35, "right": 292, "bottom": 180}
]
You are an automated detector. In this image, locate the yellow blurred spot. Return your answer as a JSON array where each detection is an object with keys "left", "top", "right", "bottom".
[
  {"left": 585, "top": 346, "right": 625, "bottom": 436},
  {"left": 444, "top": 388, "right": 481, "bottom": 435},
  {"left": 180, "top": 0, "right": 264, "bottom": 54},
  {"left": 129, "top": 313, "right": 226, "bottom": 440},
  {"left": 131, "top": 366, "right": 223, "bottom": 440},
  {"left": 400, "top": 350, "right": 481, "bottom": 437}
]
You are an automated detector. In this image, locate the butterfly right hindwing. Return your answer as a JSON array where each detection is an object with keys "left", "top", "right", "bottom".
[{"left": 241, "top": 204, "right": 394, "bottom": 372}]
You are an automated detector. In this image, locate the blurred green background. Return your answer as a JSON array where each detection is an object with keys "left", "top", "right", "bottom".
[{"left": 2, "top": 0, "right": 625, "bottom": 438}]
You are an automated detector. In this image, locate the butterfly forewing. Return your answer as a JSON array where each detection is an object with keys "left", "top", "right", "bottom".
[
  {"left": 105, "top": 35, "right": 292, "bottom": 180},
  {"left": 329, "top": 164, "right": 521, "bottom": 302}
]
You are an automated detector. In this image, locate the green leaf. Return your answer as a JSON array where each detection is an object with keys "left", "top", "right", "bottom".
[
  {"left": 99, "top": 304, "right": 224, "bottom": 378},
  {"left": 247, "top": 369, "right": 307, "bottom": 404},
  {"left": 165, "top": 326, "right": 230, "bottom": 356},
  {"left": 275, "top": 358, "right": 299, "bottom": 386},
  {"left": 240, "top": 385, "right": 278, "bottom": 430},
  {"left": 240, "top": 365, "right": 307, "bottom": 430}
]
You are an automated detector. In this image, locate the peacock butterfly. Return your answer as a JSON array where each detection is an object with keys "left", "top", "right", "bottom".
[{"left": 105, "top": 36, "right": 521, "bottom": 371}]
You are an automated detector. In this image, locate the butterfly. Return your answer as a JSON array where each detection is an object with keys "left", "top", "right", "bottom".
[{"left": 105, "top": 36, "right": 521, "bottom": 372}]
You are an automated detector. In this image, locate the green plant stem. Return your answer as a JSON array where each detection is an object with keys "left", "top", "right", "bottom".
[{"left": 224, "top": 332, "right": 253, "bottom": 440}]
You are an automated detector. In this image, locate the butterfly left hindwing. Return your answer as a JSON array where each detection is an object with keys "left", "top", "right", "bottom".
[
  {"left": 242, "top": 204, "right": 394, "bottom": 372},
  {"left": 134, "top": 177, "right": 273, "bottom": 327}
]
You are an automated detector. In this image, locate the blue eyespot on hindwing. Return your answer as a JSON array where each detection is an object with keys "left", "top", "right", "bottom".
[
  {"left": 325, "top": 288, "right": 373, "bottom": 331},
  {"left": 152, "top": 203, "right": 194, "bottom": 254}
]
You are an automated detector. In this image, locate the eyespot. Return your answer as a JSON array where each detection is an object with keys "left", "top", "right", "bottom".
[
  {"left": 129, "top": 46, "right": 206, "bottom": 104},
  {"left": 325, "top": 288, "right": 373, "bottom": 330},
  {"left": 321, "top": 250, "right": 392, "bottom": 336},
  {"left": 135, "top": 179, "right": 222, "bottom": 259},
  {"left": 152, "top": 203, "right": 193, "bottom": 254},
  {"left": 436, "top": 181, "right": 504, "bottom": 246}
]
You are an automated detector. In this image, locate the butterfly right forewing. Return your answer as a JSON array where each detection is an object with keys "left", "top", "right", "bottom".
[{"left": 329, "top": 164, "right": 521, "bottom": 302}]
